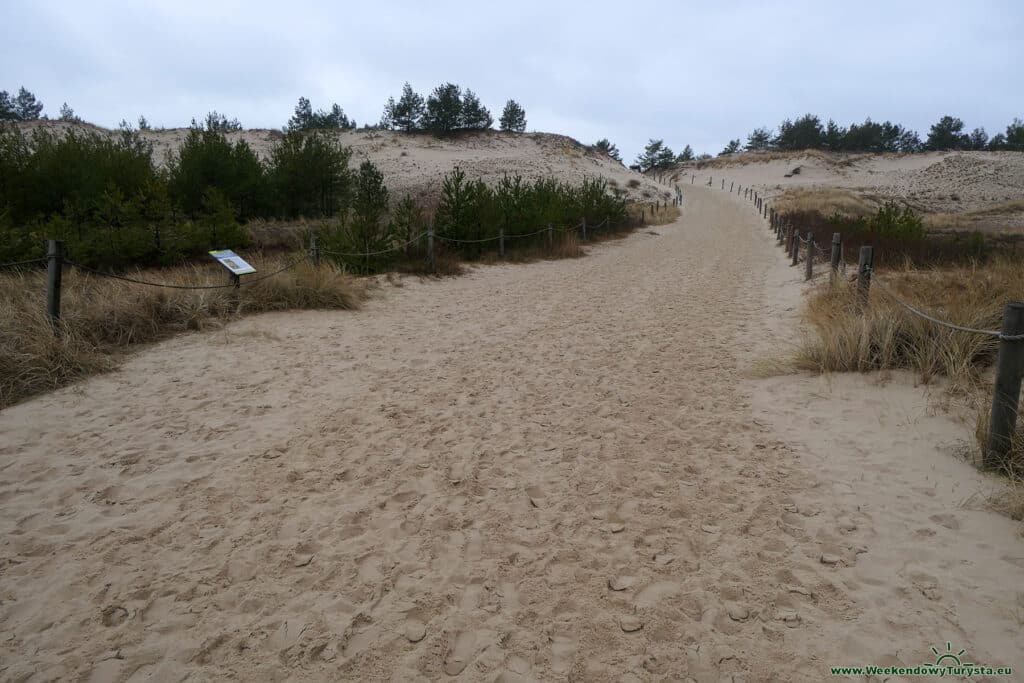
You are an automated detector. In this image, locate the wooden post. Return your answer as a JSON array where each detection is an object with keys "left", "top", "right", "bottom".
[
  {"left": 499, "top": 225, "right": 505, "bottom": 257},
  {"left": 805, "top": 232, "right": 814, "bottom": 280},
  {"left": 309, "top": 234, "right": 320, "bottom": 268},
  {"left": 428, "top": 223, "right": 436, "bottom": 273},
  {"left": 791, "top": 232, "right": 799, "bottom": 266},
  {"left": 730, "top": 182, "right": 734, "bottom": 192},
  {"left": 830, "top": 233, "right": 841, "bottom": 283},
  {"left": 691, "top": 175, "right": 694, "bottom": 184},
  {"left": 857, "top": 246, "right": 873, "bottom": 305},
  {"left": 46, "top": 239, "right": 64, "bottom": 326},
  {"left": 581, "top": 217, "right": 587, "bottom": 241},
  {"left": 985, "top": 302, "right": 1024, "bottom": 469},
  {"left": 641, "top": 209, "right": 645, "bottom": 224},
  {"left": 721, "top": 179, "right": 725, "bottom": 189}
]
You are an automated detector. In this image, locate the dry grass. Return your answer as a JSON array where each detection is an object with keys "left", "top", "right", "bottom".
[
  {"left": 629, "top": 203, "right": 680, "bottom": 226},
  {"left": 924, "top": 199, "right": 1024, "bottom": 232},
  {"left": 0, "top": 256, "right": 363, "bottom": 408},
  {"left": 975, "top": 408, "right": 1024, "bottom": 522},
  {"left": 771, "top": 186, "right": 883, "bottom": 219},
  {"left": 795, "top": 259, "right": 1022, "bottom": 387},
  {"left": 678, "top": 149, "right": 877, "bottom": 171},
  {"left": 796, "top": 259, "right": 1024, "bottom": 521}
]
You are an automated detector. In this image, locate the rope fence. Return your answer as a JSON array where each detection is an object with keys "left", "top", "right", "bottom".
[
  {"left": 0, "top": 257, "right": 47, "bottom": 271},
  {"left": 15, "top": 213, "right": 621, "bottom": 339},
  {"left": 686, "top": 168, "right": 1024, "bottom": 471}
]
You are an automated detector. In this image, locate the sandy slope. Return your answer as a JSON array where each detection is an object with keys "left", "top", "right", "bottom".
[
  {"left": 17, "top": 121, "right": 668, "bottom": 205},
  {"left": 671, "top": 150, "right": 1024, "bottom": 231},
  {"left": 2, "top": 183, "right": 1022, "bottom": 681}
]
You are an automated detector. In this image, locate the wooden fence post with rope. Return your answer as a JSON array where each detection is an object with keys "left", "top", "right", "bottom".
[
  {"left": 986, "top": 303, "right": 1024, "bottom": 470},
  {"left": 46, "top": 239, "right": 64, "bottom": 327}
]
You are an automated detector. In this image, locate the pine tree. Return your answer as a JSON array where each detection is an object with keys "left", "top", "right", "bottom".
[
  {"left": 138, "top": 115, "right": 151, "bottom": 130},
  {"left": 636, "top": 139, "right": 675, "bottom": 172},
  {"left": 967, "top": 127, "right": 988, "bottom": 151},
  {"left": 1005, "top": 118, "right": 1024, "bottom": 151},
  {"left": 925, "top": 115, "right": 967, "bottom": 151},
  {"left": 676, "top": 144, "right": 694, "bottom": 162},
  {"left": 288, "top": 97, "right": 314, "bottom": 131},
  {"left": 745, "top": 127, "right": 772, "bottom": 151},
  {"left": 460, "top": 89, "right": 493, "bottom": 130},
  {"left": 0, "top": 91, "right": 15, "bottom": 121},
  {"left": 327, "top": 103, "right": 353, "bottom": 129},
  {"left": 499, "top": 100, "right": 526, "bottom": 132},
  {"left": 349, "top": 160, "right": 390, "bottom": 267},
  {"left": 58, "top": 103, "right": 79, "bottom": 122},
  {"left": 382, "top": 83, "right": 425, "bottom": 132},
  {"left": 718, "top": 140, "right": 740, "bottom": 156},
  {"left": 423, "top": 83, "right": 463, "bottom": 135},
  {"left": 13, "top": 87, "right": 43, "bottom": 120},
  {"left": 594, "top": 138, "right": 621, "bottom": 162}
]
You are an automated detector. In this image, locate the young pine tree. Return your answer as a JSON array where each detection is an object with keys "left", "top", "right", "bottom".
[
  {"left": 423, "top": 83, "right": 463, "bottom": 135},
  {"left": 594, "top": 138, "right": 622, "bottom": 162},
  {"left": 382, "top": 83, "right": 426, "bottom": 132},
  {"left": 499, "top": 100, "right": 526, "bottom": 132},
  {"left": 460, "top": 89, "right": 493, "bottom": 130},
  {"left": 13, "top": 87, "right": 43, "bottom": 120}
]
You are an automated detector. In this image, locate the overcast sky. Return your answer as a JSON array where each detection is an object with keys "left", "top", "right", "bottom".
[{"left": 2, "top": 0, "right": 1021, "bottom": 162}]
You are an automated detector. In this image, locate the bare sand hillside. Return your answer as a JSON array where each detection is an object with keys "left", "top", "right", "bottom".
[
  {"left": 2, "top": 183, "right": 1020, "bottom": 681},
  {"left": 16, "top": 121, "right": 668, "bottom": 205},
  {"left": 669, "top": 150, "right": 1024, "bottom": 232}
]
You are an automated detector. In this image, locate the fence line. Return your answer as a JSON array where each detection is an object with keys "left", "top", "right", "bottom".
[
  {"left": 0, "top": 257, "right": 47, "bottom": 270},
  {"left": 696, "top": 169, "right": 1024, "bottom": 469}
]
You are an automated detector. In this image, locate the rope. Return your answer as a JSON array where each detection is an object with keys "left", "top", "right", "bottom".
[
  {"left": 869, "top": 273, "right": 1023, "bottom": 341},
  {"left": 319, "top": 232, "right": 426, "bottom": 257},
  {"left": 67, "top": 254, "right": 307, "bottom": 289},
  {"left": 0, "top": 257, "right": 47, "bottom": 270},
  {"left": 436, "top": 234, "right": 502, "bottom": 244},
  {"left": 503, "top": 227, "right": 550, "bottom": 239}
]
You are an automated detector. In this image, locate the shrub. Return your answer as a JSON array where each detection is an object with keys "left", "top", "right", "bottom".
[
  {"left": 865, "top": 200, "right": 924, "bottom": 239},
  {"left": 323, "top": 161, "right": 391, "bottom": 273},
  {"left": 594, "top": 138, "right": 621, "bottom": 162},
  {"left": 267, "top": 130, "right": 352, "bottom": 218},
  {"left": 167, "top": 119, "right": 267, "bottom": 220}
]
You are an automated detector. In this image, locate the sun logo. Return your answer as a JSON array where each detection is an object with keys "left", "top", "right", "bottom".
[{"left": 924, "top": 642, "right": 973, "bottom": 668}]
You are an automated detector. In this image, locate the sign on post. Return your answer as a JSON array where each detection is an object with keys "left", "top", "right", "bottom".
[{"left": 209, "top": 250, "right": 256, "bottom": 276}]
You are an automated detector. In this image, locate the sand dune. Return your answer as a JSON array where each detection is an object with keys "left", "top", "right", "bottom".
[
  {"left": 16, "top": 121, "right": 669, "bottom": 205},
  {"left": 674, "top": 150, "right": 1024, "bottom": 232},
  {"left": 1, "top": 181, "right": 1020, "bottom": 681}
]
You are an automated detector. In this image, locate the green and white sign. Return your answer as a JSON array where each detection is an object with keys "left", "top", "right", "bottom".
[{"left": 209, "top": 250, "right": 256, "bottom": 275}]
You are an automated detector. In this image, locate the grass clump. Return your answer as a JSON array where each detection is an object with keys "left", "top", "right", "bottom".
[
  {"left": 796, "top": 259, "right": 1024, "bottom": 517},
  {"left": 795, "top": 259, "right": 1021, "bottom": 387},
  {"left": 0, "top": 255, "right": 362, "bottom": 408}
]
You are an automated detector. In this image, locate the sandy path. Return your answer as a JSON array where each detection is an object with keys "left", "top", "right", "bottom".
[{"left": 2, "top": 185, "right": 1021, "bottom": 682}]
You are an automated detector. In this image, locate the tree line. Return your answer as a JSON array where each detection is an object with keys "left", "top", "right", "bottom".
[
  {"left": 0, "top": 115, "right": 621, "bottom": 270},
  {"left": 1, "top": 84, "right": 528, "bottom": 136},
  {"left": 592, "top": 113, "right": 1024, "bottom": 172},
  {"left": 731, "top": 113, "right": 1023, "bottom": 154}
]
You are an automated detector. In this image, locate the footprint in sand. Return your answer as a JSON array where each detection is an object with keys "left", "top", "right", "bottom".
[{"left": 444, "top": 631, "right": 477, "bottom": 676}]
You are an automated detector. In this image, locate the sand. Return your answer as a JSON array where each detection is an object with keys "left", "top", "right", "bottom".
[
  {"left": 17, "top": 121, "right": 670, "bottom": 205},
  {"left": 676, "top": 150, "right": 1024, "bottom": 231},
  {"left": 2, "top": 181, "right": 1023, "bottom": 681}
]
